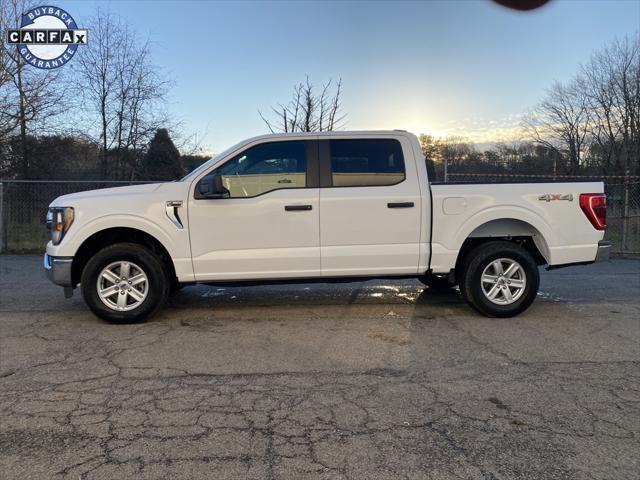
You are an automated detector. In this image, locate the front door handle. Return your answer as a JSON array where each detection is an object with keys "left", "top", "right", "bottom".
[
  {"left": 387, "top": 202, "right": 414, "bottom": 208},
  {"left": 285, "top": 205, "right": 312, "bottom": 211},
  {"left": 278, "top": 179, "right": 293, "bottom": 184}
]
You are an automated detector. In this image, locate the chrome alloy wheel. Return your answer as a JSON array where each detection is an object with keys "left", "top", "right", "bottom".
[
  {"left": 96, "top": 261, "right": 149, "bottom": 311},
  {"left": 480, "top": 258, "right": 526, "bottom": 305}
]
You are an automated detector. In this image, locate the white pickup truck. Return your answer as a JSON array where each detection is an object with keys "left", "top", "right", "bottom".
[{"left": 45, "top": 131, "right": 610, "bottom": 322}]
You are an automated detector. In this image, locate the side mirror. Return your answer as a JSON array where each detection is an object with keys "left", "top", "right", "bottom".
[{"left": 196, "top": 174, "right": 230, "bottom": 199}]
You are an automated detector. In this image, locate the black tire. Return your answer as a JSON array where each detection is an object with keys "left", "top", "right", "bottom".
[
  {"left": 419, "top": 274, "right": 456, "bottom": 291},
  {"left": 459, "top": 241, "right": 539, "bottom": 318},
  {"left": 169, "top": 282, "right": 185, "bottom": 295},
  {"left": 456, "top": 252, "right": 473, "bottom": 300},
  {"left": 80, "top": 243, "right": 169, "bottom": 323}
]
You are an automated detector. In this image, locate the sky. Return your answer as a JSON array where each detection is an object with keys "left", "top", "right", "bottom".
[{"left": 64, "top": 0, "right": 639, "bottom": 153}]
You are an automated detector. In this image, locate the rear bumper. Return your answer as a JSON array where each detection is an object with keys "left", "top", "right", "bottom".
[
  {"left": 44, "top": 253, "right": 74, "bottom": 287},
  {"left": 595, "top": 240, "right": 611, "bottom": 262},
  {"left": 546, "top": 240, "right": 611, "bottom": 270}
]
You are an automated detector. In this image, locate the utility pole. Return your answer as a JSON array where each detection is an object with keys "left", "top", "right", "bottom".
[{"left": 444, "top": 158, "right": 449, "bottom": 183}]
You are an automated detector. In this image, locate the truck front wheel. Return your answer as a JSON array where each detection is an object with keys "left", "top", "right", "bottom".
[
  {"left": 80, "top": 243, "right": 169, "bottom": 323},
  {"left": 459, "top": 241, "right": 539, "bottom": 317}
]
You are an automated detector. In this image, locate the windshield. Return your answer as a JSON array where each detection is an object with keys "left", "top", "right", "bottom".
[{"left": 180, "top": 140, "right": 246, "bottom": 181}]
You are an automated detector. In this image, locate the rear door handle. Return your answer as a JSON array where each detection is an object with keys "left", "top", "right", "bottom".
[
  {"left": 278, "top": 179, "right": 292, "bottom": 184},
  {"left": 285, "top": 205, "right": 312, "bottom": 211},
  {"left": 387, "top": 202, "right": 414, "bottom": 208}
]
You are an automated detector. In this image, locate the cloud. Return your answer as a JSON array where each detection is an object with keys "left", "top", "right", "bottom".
[{"left": 419, "top": 113, "right": 533, "bottom": 145}]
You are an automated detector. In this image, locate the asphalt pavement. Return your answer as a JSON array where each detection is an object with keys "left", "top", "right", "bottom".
[{"left": 0, "top": 255, "right": 638, "bottom": 479}]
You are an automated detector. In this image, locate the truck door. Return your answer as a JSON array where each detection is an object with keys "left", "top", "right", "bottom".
[
  {"left": 318, "top": 137, "right": 422, "bottom": 276},
  {"left": 188, "top": 139, "right": 320, "bottom": 281}
]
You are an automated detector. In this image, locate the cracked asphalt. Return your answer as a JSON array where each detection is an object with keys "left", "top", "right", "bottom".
[{"left": 0, "top": 255, "right": 639, "bottom": 480}]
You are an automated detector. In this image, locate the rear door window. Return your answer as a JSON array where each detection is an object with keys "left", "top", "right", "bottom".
[{"left": 329, "top": 139, "right": 405, "bottom": 187}]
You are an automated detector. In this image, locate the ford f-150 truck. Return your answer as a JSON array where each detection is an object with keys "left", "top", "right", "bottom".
[{"left": 44, "top": 131, "right": 610, "bottom": 322}]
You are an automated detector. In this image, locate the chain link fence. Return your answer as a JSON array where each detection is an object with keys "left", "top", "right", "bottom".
[
  {"left": 0, "top": 176, "right": 638, "bottom": 256},
  {"left": 0, "top": 181, "right": 155, "bottom": 253}
]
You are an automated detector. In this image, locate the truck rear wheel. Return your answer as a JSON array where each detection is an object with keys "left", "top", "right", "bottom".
[
  {"left": 459, "top": 241, "right": 539, "bottom": 317},
  {"left": 80, "top": 243, "right": 169, "bottom": 323}
]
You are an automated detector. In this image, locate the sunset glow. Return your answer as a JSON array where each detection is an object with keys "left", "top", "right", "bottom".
[{"left": 65, "top": 0, "right": 638, "bottom": 151}]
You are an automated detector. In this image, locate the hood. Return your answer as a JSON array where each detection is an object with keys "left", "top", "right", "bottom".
[{"left": 50, "top": 182, "right": 165, "bottom": 207}]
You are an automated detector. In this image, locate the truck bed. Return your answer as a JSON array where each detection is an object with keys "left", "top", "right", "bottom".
[{"left": 428, "top": 181, "right": 605, "bottom": 272}]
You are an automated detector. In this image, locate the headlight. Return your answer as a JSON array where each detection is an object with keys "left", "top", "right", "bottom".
[{"left": 46, "top": 207, "right": 74, "bottom": 245}]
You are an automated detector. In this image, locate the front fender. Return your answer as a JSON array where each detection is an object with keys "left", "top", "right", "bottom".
[{"left": 46, "top": 213, "right": 194, "bottom": 281}]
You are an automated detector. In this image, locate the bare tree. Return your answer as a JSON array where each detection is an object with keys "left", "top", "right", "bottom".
[
  {"left": 259, "top": 77, "right": 345, "bottom": 133},
  {"left": 419, "top": 134, "right": 443, "bottom": 164},
  {"left": 580, "top": 35, "right": 640, "bottom": 174},
  {"left": 0, "top": 0, "right": 67, "bottom": 178},
  {"left": 75, "top": 10, "right": 170, "bottom": 179},
  {"left": 525, "top": 79, "right": 591, "bottom": 174},
  {"left": 0, "top": 0, "right": 18, "bottom": 140},
  {"left": 605, "top": 35, "right": 639, "bottom": 174},
  {"left": 525, "top": 33, "right": 639, "bottom": 176},
  {"left": 580, "top": 48, "right": 624, "bottom": 172}
]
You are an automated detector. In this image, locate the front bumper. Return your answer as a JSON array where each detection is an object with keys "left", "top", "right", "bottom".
[
  {"left": 44, "top": 253, "right": 74, "bottom": 287},
  {"left": 595, "top": 240, "right": 612, "bottom": 262}
]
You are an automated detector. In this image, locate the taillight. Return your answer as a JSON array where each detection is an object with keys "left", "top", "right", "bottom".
[{"left": 579, "top": 193, "right": 606, "bottom": 230}]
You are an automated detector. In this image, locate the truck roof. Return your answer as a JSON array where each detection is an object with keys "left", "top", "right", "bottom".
[{"left": 242, "top": 130, "right": 414, "bottom": 143}]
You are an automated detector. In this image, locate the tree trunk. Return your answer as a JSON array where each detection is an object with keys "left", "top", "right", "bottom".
[
  {"left": 101, "top": 94, "right": 108, "bottom": 178},
  {"left": 17, "top": 65, "right": 27, "bottom": 179}
]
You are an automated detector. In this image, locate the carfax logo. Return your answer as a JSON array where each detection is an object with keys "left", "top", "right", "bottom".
[{"left": 5, "top": 5, "right": 87, "bottom": 69}]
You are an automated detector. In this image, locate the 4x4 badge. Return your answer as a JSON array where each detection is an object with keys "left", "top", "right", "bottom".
[{"left": 538, "top": 194, "right": 573, "bottom": 202}]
